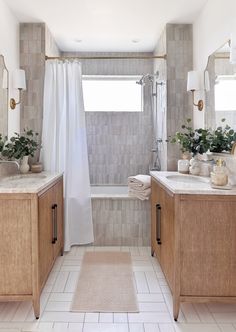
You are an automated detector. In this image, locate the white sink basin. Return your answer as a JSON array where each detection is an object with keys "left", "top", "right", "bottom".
[{"left": 166, "top": 174, "right": 209, "bottom": 184}]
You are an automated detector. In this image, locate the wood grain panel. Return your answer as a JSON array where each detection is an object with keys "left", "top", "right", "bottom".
[
  {"left": 38, "top": 187, "right": 54, "bottom": 289},
  {"left": 53, "top": 179, "right": 64, "bottom": 257},
  {"left": 180, "top": 198, "right": 236, "bottom": 296},
  {"left": 0, "top": 176, "right": 64, "bottom": 318},
  {"left": 0, "top": 198, "right": 32, "bottom": 295},
  {"left": 161, "top": 188, "right": 174, "bottom": 291},
  {"left": 151, "top": 179, "right": 175, "bottom": 292},
  {"left": 151, "top": 176, "right": 236, "bottom": 320},
  {"left": 151, "top": 178, "right": 160, "bottom": 259}
]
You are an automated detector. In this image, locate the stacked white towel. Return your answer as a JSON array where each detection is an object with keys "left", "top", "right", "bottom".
[{"left": 128, "top": 174, "right": 151, "bottom": 201}]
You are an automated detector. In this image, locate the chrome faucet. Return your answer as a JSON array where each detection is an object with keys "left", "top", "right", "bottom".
[{"left": 0, "top": 160, "right": 20, "bottom": 170}]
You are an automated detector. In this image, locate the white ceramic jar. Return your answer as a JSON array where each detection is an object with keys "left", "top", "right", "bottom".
[
  {"left": 189, "top": 156, "right": 200, "bottom": 175},
  {"left": 177, "top": 159, "right": 190, "bottom": 174}
]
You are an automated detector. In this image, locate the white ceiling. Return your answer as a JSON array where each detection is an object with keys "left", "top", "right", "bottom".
[{"left": 4, "top": 0, "right": 208, "bottom": 52}]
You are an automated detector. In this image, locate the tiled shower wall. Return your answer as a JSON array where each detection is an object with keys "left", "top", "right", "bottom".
[
  {"left": 20, "top": 23, "right": 46, "bottom": 138},
  {"left": 19, "top": 24, "right": 193, "bottom": 173},
  {"left": 92, "top": 198, "right": 150, "bottom": 246},
  {"left": 20, "top": 23, "right": 60, "bottom": 160},
  {"left": 166, "top": 24, "right": 193, "bottom": 170},
  {"left": 62, "top": 52, "right": 154, "bottom": 185},
  {"left": 153, "top": 24, "right": 193, "bottom": 171}
]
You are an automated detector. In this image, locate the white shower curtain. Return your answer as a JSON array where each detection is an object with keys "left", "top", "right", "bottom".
[{"left": 41, "top": 60, "right": 94, "bottom": 251}]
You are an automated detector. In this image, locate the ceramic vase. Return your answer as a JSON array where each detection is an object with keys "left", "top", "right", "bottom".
[
  {"left": 178, "top": 159, "right": 190, "bottom": 174},
  {"left": 20, "top": 155, "right": 30, "bottom": 174},
  {"left": 189, "top": 155, "right": 200, "bottom": 175}
]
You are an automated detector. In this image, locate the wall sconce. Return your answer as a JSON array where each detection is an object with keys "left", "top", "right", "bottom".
[
  {"left": 10, "top": 69, "right": 26, "bottom": 110},
  {"left": 187, "top": 71, "right": 204, "bottom": 111}
]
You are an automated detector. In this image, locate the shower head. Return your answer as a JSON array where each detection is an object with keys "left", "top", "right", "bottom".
[
  {"left": 136, "top": 71, "right": 159, "bottom": 86},
  {"left": 136, "top": 78, "right": 143, "bottom": 85}
]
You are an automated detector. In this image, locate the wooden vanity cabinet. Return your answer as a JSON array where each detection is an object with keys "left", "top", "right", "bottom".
[
  {"left": 151, "top": 176, "right": 236, "bottom": 320},
  {"left": 0, "top": 176, "right": 64, "bottom": 318},
  {"left": 38, "top": 179, "right": 64, "bottom": 289},
  {"left": 151, "top": 178, "right": 175, "bottom": 291}
]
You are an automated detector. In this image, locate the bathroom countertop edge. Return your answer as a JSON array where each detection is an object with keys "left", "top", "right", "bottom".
[{"left": 150, "top": 171, "right": 236, "bottom": 195}]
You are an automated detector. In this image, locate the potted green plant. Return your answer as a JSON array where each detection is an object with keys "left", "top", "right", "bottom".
[
  {"left": 209, "top": 118, "right": 236, "bottom": 153},
  {"left": 170, "top": 118, "right": 211, "bottom": 156},
  {"left": 1, "top": 129, "right": 40, "bottom": 173}
]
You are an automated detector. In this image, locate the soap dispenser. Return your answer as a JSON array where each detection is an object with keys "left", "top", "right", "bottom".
[{"left": 210, "top": 159, "right": 228, "bottom": 186}]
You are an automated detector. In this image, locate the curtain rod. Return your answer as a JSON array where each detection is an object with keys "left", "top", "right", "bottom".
[
  {"left": 214, "top": 55, "right": 230, "bottom": 59},
  {"left": 45, "top": 54, "right": 167, "bottom": 60}
]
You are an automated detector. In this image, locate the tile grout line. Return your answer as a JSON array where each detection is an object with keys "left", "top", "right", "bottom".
[
  {"left": 39, "top": 256, "right": 66, "bottom": 323},
  {"left": 143, "top": 271, "right": 151, "bottom": 294}
]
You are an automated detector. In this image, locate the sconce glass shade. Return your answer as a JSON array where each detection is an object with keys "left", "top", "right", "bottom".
[
  {"left": 10, "top": 69, "right": 26, "bottom": 109},
  {"left": 187, "top": 71, "right": 200, "bottom": 91},
  {"left": 187, "top": 70, "right": 204, "bottom": 111},
  {"left": 13, "top": 69, "right": 26, "bottom": 90},
  {"left": 2, "top": 69, "right": 8, "bottom": 89}
]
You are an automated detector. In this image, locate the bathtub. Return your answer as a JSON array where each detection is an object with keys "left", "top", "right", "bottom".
[{"left": 91, "top": 185, "right": 151, "bottom": 246}]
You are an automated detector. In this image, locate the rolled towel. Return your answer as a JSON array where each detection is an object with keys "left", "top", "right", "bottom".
[
  {"left": 128, "top": 174, "right": 151, "bottom": 190},
  {"left": 128, "top": 187, "right": 151, "bottom": 201},
  {"left": 128, "top": 184, "right": 151, "bottom": 192}
]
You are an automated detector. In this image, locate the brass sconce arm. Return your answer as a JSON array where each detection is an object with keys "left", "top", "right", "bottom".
[
  {"left": 187, "top": 71, "right": 204, "bottom": 112},
  {"left": 9, "top": 69, "right": 26, "bottom": 110},
  {"left": 10, "top": 88, "right": 23, "bottom": 110},
  {"left": 191, "top": 90, "right": 204, "bottom": 112}
]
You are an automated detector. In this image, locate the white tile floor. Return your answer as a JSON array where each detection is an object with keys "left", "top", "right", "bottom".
[{"left": 0, "top": 246, "right": 236, "bottom": 332}]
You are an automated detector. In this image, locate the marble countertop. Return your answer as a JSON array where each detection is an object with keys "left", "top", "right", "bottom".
[
  {"left": 150, "top": 171, "right": 236, "bottom": 195},
  {"left": 0, "top": 172, "right": 63, "bottom": 194}
]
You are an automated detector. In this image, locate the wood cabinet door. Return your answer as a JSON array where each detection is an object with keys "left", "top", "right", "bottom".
[
  {"left": 151, "top": 178, "right": 175, "bottom": 291},
  {"left": 151, "top": 179, "right": 163, "bottom": 260},
  {"left": 53, "top": 179, "right": 64, "bottom": 258},
  {"left": 180, "top": 196, "right": 236, "bottom": 296},
  {"left": 38, "top": 187, "right": 54, "bottom": 288},
  {"left": 0, "top": 198, "right": 32, "bottom": 295},
  {"left": 160, "top": 189, "right": 174, "bottom": 291}
]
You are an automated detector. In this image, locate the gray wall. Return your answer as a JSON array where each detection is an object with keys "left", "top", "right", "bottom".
[
  {"left": 20, "top": 23, "right": 60, "bottom": 160},
  {"left": 153, "top": 24, "right": 193, "bottom": 171},
  {"left": 92, "top": 197, "right": 150, "bottom": 246},
  {"left": 19, "top": 24, "right": 193, "bottom": 175},
  {"left": 20, "top": 23, "right": 46, "bottom": 137},
  {"left": 166, "top": 24, "right": 193, "bottom": 170},
  {"left": 63, "top": 52, "right": 154, "bottom": 184}
]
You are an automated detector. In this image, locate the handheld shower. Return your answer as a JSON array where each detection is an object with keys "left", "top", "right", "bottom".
[{"left": 136, "top": 71, "right": 159, "bottom": 86}]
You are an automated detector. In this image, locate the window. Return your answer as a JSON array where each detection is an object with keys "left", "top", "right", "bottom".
[
  {"left": 82, "top": 75, "right": 143, "bottom": 112},
  {"left": 215, "top": 76, "right": 236, "bottom": 111}
]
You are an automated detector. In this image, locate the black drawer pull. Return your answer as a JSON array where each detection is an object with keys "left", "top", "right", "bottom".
[
  {"left": 156, "top": 204, "right": 162, "bottom": 245},
  {"left": 51, "top": 204, "right": 58, "bottom": 244}
]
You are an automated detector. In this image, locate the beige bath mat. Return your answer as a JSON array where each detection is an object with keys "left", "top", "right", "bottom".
[{"left": 71, "top": 251, "right": 139, "bottom": 312}]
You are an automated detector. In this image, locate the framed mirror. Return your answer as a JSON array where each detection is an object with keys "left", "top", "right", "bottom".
[
  {"left": 205, "top": 41, "right": 236, "bottom": 130},
  {"left": 0, "top": 55, "right": 8, "bottom": 137}
]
